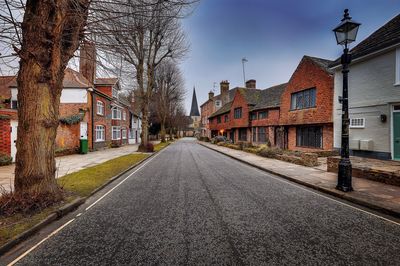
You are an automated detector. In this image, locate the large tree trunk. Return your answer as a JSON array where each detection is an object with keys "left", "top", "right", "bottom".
[{"left": 14, "top": 0, "right": 89, "bottom": 200}]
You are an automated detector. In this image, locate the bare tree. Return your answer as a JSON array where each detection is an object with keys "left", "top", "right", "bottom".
[
  {"left": 93, "top": 0, "right": 192, "bottom": 151},
  {"left": 0, "top": 0, "right": 90, "bottom": 201},
  {"left": 153, "top": 60, "right": 185, "bottom": 142}
]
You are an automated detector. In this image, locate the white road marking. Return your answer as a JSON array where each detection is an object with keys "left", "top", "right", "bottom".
[
  {"left": 7, "top": 145, "right": 168, "bottom": 265},
  {"left": 8, "top": 219, "right": 76, "bottom": 266}
]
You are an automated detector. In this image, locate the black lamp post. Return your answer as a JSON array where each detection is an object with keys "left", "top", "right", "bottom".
[{"left": 333, "top": 9, "right": 361, "bottom": 192}]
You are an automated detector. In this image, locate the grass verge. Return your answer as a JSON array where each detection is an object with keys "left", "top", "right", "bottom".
[
  {"left": 0, "top": 151, "right": 154, "bottom": 248},
  {"left": 154, "top": 140, "right": 173, "bottom": 152}
]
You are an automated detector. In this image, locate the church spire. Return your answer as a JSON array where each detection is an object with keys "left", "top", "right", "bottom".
[{"left": 190, "top": 86, "right": 200, "bottom": 116}]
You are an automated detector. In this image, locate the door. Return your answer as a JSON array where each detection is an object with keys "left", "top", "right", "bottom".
[
  {"left": 393, "top": 112, "right": 400, "bottom": 159},
  {"left": 80, "top": 122, "right": 88, "bottom": 140},
  {"left": 10, "top": 120, "right": 18, "bottom": 162}
]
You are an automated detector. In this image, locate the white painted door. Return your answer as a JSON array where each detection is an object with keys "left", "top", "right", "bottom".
[
  {"left": 10, "top": 120, "right": 18, "bottom": 162},
  {"left": 80, "top": 122, "right": 88, "bottom": 140}
]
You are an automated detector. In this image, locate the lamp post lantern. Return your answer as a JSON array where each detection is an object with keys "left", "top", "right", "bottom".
[{"left": 333, "top": 9, "right": 361, "bottom": 192}]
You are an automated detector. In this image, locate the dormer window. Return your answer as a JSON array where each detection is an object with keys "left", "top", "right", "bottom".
[
  {"left": 215, "top": 100, "right": 222, "bottom": 108},
  {"left": 112, "top": 87, "right": 118, "bottom": 98}
]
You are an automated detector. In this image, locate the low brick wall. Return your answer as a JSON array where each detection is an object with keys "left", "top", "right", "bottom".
[{"left": 327, "top": 156, "right": 400, "bottom": 186}]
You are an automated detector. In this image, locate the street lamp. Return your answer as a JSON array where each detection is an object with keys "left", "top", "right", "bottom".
[{"left": 333, "top": 9, "right": 361, "bottom": 192}]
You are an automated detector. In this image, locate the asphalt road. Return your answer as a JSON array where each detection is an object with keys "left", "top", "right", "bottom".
[{"left": 12, "top": 138, "right": 400, "bottom": 265}]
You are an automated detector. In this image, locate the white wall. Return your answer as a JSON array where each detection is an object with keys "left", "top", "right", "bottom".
[
  {"left": 11, "top": 88, "right": 88, "bottom": 104},
  {"left": 60, "top": 89, "right": 88, "bottom": 103},
  {"left": 333, "top": 49, "right": 400, "bottom": 154}
]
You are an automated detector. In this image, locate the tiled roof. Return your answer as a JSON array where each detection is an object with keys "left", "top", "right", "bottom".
[
  {"left": 305, "top": 56, "right": 334, "bottom": 74},
  {"left": 1, "top": 68, "right": 91, "bottom": 90},
  {"left": 208, "top": 101, "right": 232, "bottom": 119},
  {"left": 252, "top": 83, "right": 287, "bottom": 111},
  {"left": 95, "top": 77, "right": 118, "bottom": 86},
  {"left": 331, "top": 13, "right": 400, "bottom": 67},
  {"left": 63, "top": 68, "right": 91, "bottom": 88},
  {"left": 0, "top": 76, "right": 16, "bottom": 98},
  {"left": 208, "top": 83, "right": 287, "bottom": 118}
]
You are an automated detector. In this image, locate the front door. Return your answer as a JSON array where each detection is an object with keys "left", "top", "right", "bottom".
[
  {"left": 10, "top": 120, "right": 18, "bottom": 162},
  {"left": 393, "top": 112, "right": 400, "bottom": 159},
  {"left": 80, "top": 122, "right": 88, "bottom": 140}
]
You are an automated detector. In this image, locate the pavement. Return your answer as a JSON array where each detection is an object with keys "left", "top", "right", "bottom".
[
  {"left": 0, "top": 144, "right": 143, "bottom": 192},
  {"left": 201, "top": 142, "right": 400, "bottom": 218},
  {"left": 9, "top": 138, "right": 400, "bottom": 265}
]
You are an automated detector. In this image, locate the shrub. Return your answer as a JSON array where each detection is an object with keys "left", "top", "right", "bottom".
[
  {"left": 236, "top": 141, "right": 252, "bottom": 150},
  {"left": 0, "top": 153, "right": 12, "bottom": 166},
  {"left": 226, "top": 144, "right": 241, "bottom": 150},
  {"left": 243, "top": 147, "right": 258, "bottom": 154},
  {"left": 257, "top": 147, "right": 283, "bottom": 158},
  {"left": 138, "top": 142, "right": 154, "bottom": 152}
]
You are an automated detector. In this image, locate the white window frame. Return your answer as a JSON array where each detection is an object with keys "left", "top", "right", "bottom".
[
  {"left": 112, "top": 107, "right": 121, "bottom": 120},
  {"left": 122, "top": 110, "right": 126, "bottom": 121},
  {"left": 112, "top": 126, "right": 121, "bottom": 140},
  {"left": 112, "top": 87, "right": 118, "bottom": 98},
  {"left": 396, "top": 48, "right": 400, "bottom": 86},
  {"left": 350, "top": 118, "right": 365, "bottom": 128},
  {"left": 215, "top": 100, "right": 222, "bottom": 108},
  {"left": 95, "top": 125, "right": 105, "bottom": 142},
  {"left": 122, "top": 128, "right": 127, "bottom": 139},
  {"left": 97, "top": 101, "right": 104, "bottom": 115}
]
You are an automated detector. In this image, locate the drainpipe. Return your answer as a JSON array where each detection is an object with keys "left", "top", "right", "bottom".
[{"left": 88, "top": 87, "right": 94, "bottom": 150}]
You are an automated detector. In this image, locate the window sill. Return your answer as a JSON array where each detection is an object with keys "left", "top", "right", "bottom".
[
  {"left": 295, "top": 145, "right": 323, "bottom": 149},
  {"left": 394, "top": 82, "right": 400, "bottom": 87},
  {"left": 97, "top": 113, "right": 104, "bottom": 116},
  {"left": 289, "top": 107, "right": 317, "bottom": 112},
  {"left": 95, "top": 140, "right": 105, "bottom": 143}
]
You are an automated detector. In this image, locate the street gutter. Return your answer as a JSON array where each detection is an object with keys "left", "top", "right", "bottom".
[
  {"left": 199, "top": 142, "right": 400, "bottom": 219},
  {"left": 0, "top": 143, "right": 171, "bottom": 256}
]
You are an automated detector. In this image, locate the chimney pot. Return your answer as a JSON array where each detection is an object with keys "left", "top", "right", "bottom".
[{"left": 245, "top": 79, "right": 256, "bottom": 89}]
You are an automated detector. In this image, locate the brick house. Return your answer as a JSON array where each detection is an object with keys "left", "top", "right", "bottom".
[
  {"left": 0, "top": 43, "right": 141, "bottom": 161},
  {"left": 208, "top": 80, "right": 286, "bottom": 145},
  {"left": 200, "top": 81, "right": 238, "bottom": 138},
  {"left": 279, "top": 56, "right": 334, "bottom": 151},
  {"left": 208, "top": 56, "right": 334, "bottom": 151}
]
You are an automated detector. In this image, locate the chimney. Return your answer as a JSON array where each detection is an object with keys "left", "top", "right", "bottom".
[
  {"left": 245, "top": 79, "right": 256, "bottom": 89},
  {"left": 220, "top": 80, "right": 229, "bottom": 103},
  {"left": 79, "top": 41, "right": 96, "bottom": 85},
  {"left": 208, "top": 90, "right": 214, "bottom": 99}
]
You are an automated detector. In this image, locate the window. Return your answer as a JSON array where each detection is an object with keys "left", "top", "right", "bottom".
[
  {"left": 252, "top": 127, "right": 257, "bottom": 142},
  {"left": 250, "top": 113, "right": 257, "bottom": 120},
  {"left": 350, "top": 118, "right": 365, "bottom": 128},
  {"left": 239, "top": 128, "right": 247, "bottom": 141},
  {"left": 296, "top": 126, "right": 322, "bottom": 148},
  {"left": 122, "top": 111, "right": 126, "bottom": 121},
  {"left": 215, "top": 100, "right": 222, "bottom": 108},
  {"left": 95, "top": 125, "right": 105, "bottom": 142},
  {"left": 259, "top": 127, "right": 267, "bottom": 143},
  {"left": 217, "top": 116, "right": 221, "bottom": 123},
  {"left": 291, "top": 88, "right": 316, "bottom": 110},
  {"left": 112, "top": 87, "right": 118, "bottom": 98},
  {"left": 234, "top": 107, "right": 242, "bottom": 119},
  {"left": 97, "top": 101, "right": 104, "bottom": 115},
  {"left": 122, "top": 128, "right": 127, "bottom": 139},
  {"left": 224, "top": 115, "right": 229, "bottom": 122},
  {"left": 129, "top": 129, "right": 134, "bottom": 139},
  {"left": 258, "top": 111, "right": 268, "bottom": 119},
  {"left": 11, "top": 100, "right": 18, "bottom": 109},
  {"left": 112, "top": 107, "right": 121, "bottom": 120},
  {"left": 112, "top": 126, "right": 121, "bottom": 140}
]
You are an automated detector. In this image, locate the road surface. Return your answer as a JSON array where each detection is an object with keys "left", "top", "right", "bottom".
[{"left": 9, "top": 139, "right": 400, "bottom": 265}]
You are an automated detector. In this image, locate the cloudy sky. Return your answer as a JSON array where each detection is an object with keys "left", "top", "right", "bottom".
[{"left": 181, "top": 0, "right": 400, "bottom": 114}]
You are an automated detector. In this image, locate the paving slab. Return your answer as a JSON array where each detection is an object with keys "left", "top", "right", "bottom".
[
  {"left": 200, "top": 142, "right": 400, "bottom": 218},
  {"left": 0, "top": 144, "right": 142, "bottom": 192}
]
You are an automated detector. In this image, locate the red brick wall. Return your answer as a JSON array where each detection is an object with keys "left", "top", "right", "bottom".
[
  {"left": 250, "top": 108, "right": 280, "bottom": 127},
  {"left": 0, "top": 118, "right": 10, "bottom": 155},
  {"left": 279, "top": 57, "right": 334, "bottom": 125},
  {"left": 287, "top": 124, "right": 333, "bottom": 151},
  {"left": 96, "top": 86, "right": 112, "bottom": 98},
  {"left": 209, "top": 113, "right": 231, "bottom": 132},
  {"left": 229, "top": 91, "right": 250, "bottom": 128},
  {"left": 93, "top": 94, "right": 111, "bottom": 150},
  {"left": 56, "top": 102, "right": 90, "bottom": 151}
]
